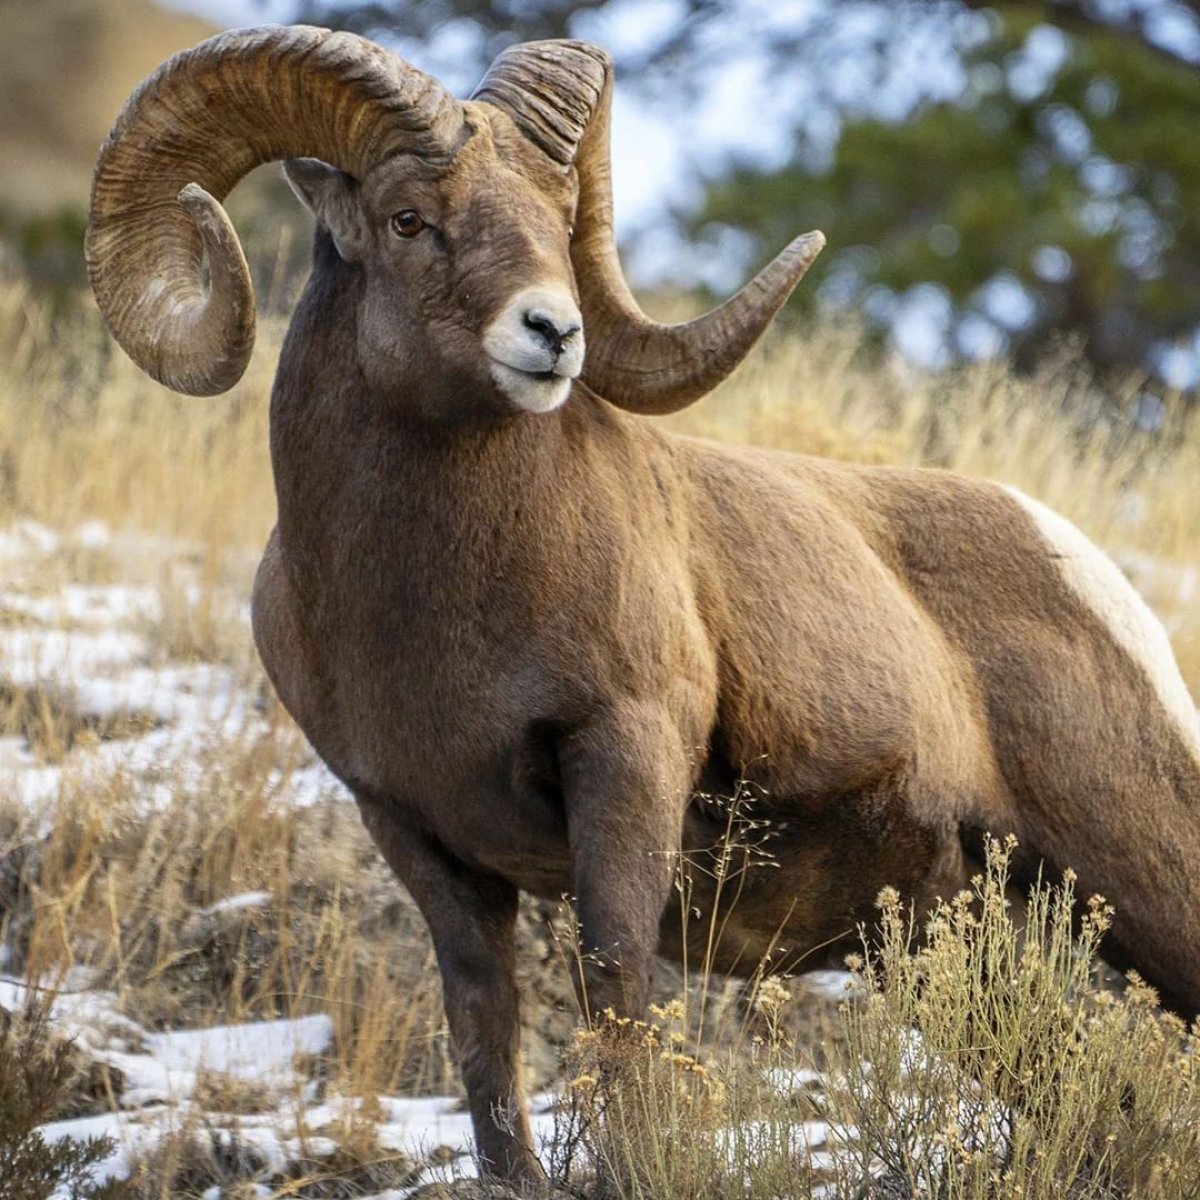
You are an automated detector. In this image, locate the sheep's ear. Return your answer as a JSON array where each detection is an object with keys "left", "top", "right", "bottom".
[{"left": 283, "top": 158, "right": 369, "bottom": 262}]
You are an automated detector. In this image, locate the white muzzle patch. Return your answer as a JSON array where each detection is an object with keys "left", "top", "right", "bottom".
[{"left": 482, "top": 285, "right": 584, "bottom": 413}]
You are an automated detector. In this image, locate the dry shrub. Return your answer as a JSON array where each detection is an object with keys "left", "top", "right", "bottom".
[
  {"left": 824, "top": 838, "right": 1200, "bottom": 1199},
  {"left": 547, "top": 995, "right": 833, "bottom": 1199},
  {"left": 543, "top": 838, "right": 1200, "bottom": 1199},
  {"left": 547, "top": 806, "right": 843, "bottom": 1200},
  {"left": 552, "top": 1010, "right": 718, "bottom": 1195},
  {"left": 0, "top": 999, "right": 127, "bottom": 1199}
]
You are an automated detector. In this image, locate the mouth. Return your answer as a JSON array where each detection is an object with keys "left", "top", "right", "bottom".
[
  {"left": 488, "top": 359, "right": 576, "bottom": 413},
  {"left": 489, "top": 356, "right": 578, "bottom": 381}
]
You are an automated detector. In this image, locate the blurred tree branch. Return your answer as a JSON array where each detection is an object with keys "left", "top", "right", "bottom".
[
  {"left": 286, "top": 0, "right": 723, "bottom": 74},
  {"left": 281, "top": 0, "right": 1200, "bottom": 78},
  {"left": 962, "top": 0, "right": 1200, "bottom": 65}
]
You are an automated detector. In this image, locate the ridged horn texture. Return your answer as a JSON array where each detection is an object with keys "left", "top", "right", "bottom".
[
  {"left": 87, "top": 24, "right": 463, "bottom": 396},
  {"left": 472, "top": 39, "right": 609, "bottom": 168},
  {"left": 475, "top": 39, "right": 825, "bottom": 415}
]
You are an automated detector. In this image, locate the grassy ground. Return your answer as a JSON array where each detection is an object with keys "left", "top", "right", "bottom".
[{"left": 0, "top": 270, "right": 1197, "bottom": 1196}]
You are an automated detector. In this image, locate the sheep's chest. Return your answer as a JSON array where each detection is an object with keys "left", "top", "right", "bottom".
[{"left": 253, "top": 532, "right": 592, "bottom": 895}]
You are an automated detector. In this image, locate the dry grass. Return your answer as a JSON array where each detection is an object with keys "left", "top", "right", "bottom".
[
  {"left": 0, "top": 677, "right": 159, "bottom": 763},
  {"left": 5, "top": 730, "right": 456, "bottom": 1100},
  {"left": 0, "top": 276, "right": 275, "bottom": 553},
  {"left": 0, "top": 268, "right": 1196, "bottom": 1194},
  {"left": 550, "top": 842, "right": 1200, "bottom": 1199},
  {"left": 121, "top": 1111, "right": 423, "bottom": 1200}
]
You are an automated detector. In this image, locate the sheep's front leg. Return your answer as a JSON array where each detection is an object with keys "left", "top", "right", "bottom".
[
  {"left": 560, "top": 705, "right": 691, "bottom": 1021},
  {"left": 354, "top": 795, "right": 541, "bottom": 1184}
]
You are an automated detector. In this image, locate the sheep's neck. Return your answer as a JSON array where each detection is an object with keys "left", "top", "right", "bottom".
[{"left": 271, "top": 380, "right": 591, "bottom": 623}]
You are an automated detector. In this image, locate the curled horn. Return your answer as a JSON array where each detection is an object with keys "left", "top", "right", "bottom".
[
  {"left": 474, "top": 40, "right": 825, "bottom": 415},
  {"left": 87, "top": 24, "right": 463, "bottom": 396}
]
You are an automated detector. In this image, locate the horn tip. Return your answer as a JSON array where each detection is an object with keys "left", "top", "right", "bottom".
[
  {"left": 178, "top": 181, "right": 209, "bottom": 204},
  {"left": 178, "top": 182, "right": 220, "bottom": 221},
  {"left": 791, "top": 229, "right": 826, "bottom": 264}
]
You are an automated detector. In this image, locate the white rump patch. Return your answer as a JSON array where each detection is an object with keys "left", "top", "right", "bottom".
[{"left": 1005, "top": 486, "right": 1200, "bottom": 754}]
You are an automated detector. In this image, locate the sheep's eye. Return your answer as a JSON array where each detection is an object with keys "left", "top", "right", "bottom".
[
  {"left": 390, "top": 209, "right": 425, "bottom": 239},
  {"left": 567, "top": 224, "right": 575, "bottom": 240}
]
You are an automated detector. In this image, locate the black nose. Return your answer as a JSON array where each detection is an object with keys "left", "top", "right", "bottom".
[{"left": 524, "top": 309, "right": 580, "bottom": 357}]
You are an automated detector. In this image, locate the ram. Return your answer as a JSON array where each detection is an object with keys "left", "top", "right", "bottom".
[{"left": 87, "top": 25, "right": 1200, "bottom": 1184}]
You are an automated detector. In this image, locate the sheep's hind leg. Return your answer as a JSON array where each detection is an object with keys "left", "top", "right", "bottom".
[{"left": 354, "top": 792, "right": 543, "bottom": 1185}]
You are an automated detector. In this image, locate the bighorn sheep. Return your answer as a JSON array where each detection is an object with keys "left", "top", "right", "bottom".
[{"left": 88, "top": 25, "right": 1200, "bottom": 1183}]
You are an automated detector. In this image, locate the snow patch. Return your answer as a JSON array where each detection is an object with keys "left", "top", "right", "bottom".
[{"left": 202, "top": 891, "right": 272, "bottom": 916}]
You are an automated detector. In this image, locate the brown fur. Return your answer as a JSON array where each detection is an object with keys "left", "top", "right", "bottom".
[{"left": 226, "top": 103, "right": 1200, "bottom": 1184}]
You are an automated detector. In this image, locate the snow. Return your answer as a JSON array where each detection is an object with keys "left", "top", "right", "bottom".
[
  {"left": 0, "top": 519, "right": 60, "bottom": 558},
  {"left": 763, "top": 1065, "right": 824, "bottom": 1092},
  {"left": 75, "top": 520, "right": 112, "bottom": 550},
  {"left": 0, "top": 736, "right": 62, "bottom": 808},
  {"left": 0, "top": 523, "right": 340, "bottom": 822},
  {"left": 0, "top": 524, "right": 499, "bottom": 1193},
  {"left": 202, "top": 891, "right": 272, "bottom": 916},
  {"left": 799, "top": 969, "right": 858, "bottom": 1000},
  {"left": 42, "top": 1110, "right": 171, "bottom": 1191},
  {"left": 0, "top": 521, "right": 347, "bottom": 824},
  {"left": 147, "top": 1015, "right": 332, "bottom": 1084},
  {"left": 0, "top": 584, "right": 160, "bottom": 629},
  {"left": 282, "top": 759, "right": 349, "bottom": 808},
  {"left": 22, "top": 979, "right": 547, "bottom": 1194},
  {"left": 0, "top": 626, "right": 145, "bottom": 687},
  {"left": 5, "top": 971, "right": 344, "bottom": 1190}
]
